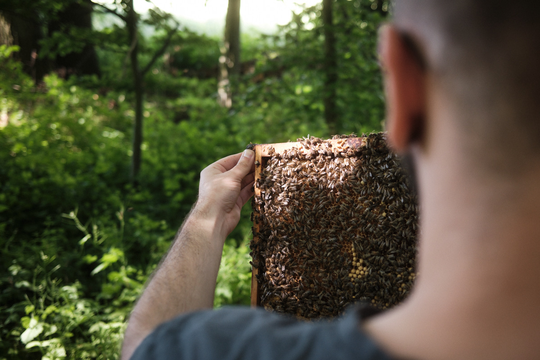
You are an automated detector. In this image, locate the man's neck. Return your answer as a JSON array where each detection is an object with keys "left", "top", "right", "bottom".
[{"left": 364, "top": 142, "right": 540, "bottom": 360}]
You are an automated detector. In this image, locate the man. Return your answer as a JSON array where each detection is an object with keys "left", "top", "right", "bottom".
[{"left": 123, "top": 1, "right": 540, "bottom": 359}]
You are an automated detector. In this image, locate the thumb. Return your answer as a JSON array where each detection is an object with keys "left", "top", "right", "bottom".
[{"left": 231, "top": 149, "right": 254, "bottom": 177}]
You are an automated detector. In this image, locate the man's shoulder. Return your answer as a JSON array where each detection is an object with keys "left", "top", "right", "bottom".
[{"left": 131, "top": 305, "right": 394, "bottom": 360}]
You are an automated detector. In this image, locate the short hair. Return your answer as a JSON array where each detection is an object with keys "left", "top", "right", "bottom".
[{"left": 393, "top": 0, "right": 540, "bottom": 173}]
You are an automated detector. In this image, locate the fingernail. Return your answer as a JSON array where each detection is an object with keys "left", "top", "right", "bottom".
[{"left": 243, "top": 149, "right": 254, "bottom": 159}]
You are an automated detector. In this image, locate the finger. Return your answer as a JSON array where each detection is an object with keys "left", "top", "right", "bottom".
[
  {"left": 238, "top": 180, "right": 255, "bottom": 208},
  {"left": 231, "top": 150, "right": 255, "bottom": 178},
  {"left": 241, "top": 172, "right": 255, "bottom": 190},
  {"left": 213, "top": 153, "right": 243, "bottom": 173}
]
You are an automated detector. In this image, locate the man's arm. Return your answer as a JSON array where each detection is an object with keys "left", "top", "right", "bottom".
[{"left": 121, "top": 150, "right": 255, "bottom": 360}]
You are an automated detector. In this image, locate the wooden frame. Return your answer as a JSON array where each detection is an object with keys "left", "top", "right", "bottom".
[{"left": 250, "top": 137, "right": 367, "bottom": 307}]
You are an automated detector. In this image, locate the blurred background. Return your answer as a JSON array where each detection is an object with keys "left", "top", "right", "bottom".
[{"left": 0, "top": 0, "right": 388, "bottom": 358}]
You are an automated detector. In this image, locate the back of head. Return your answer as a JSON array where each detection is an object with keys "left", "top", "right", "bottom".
[{"left": 393, "top": 0, "right": 540, "bottom": 174}]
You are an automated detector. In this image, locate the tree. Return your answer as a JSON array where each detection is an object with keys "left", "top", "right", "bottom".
[
  {"left": 218, "top": 0, "right": 241, "bottom": 108},
  {"left": 90, "top": 0, "right": 179, "bottom": 182},
  {"left": 246, "top": 0, "right": 388, "bottom": 135},
  {"left": 48, "top": 1, "right": 101, "bottom": 77},
  {"left": 0, "top": 0, "right": 101, "bottom": 81},
  {"left": 225, "top": 0, "right": 241, "bottom": 77},
  {"left": 0, "top": 3, "right": 49, "bottom": 82},
  {"left": 322, "top": 0, "right": 337, "bottom": 134}
]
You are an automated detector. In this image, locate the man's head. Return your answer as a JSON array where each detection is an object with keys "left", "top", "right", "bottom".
[{"left": 381, "top": 0, "right": 540, "bottom": 175}]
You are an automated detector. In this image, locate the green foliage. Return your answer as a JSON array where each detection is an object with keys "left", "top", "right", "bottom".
[
  {"left": 0, "top": 1, "right": 387, "bottom": 358},
  {"left": 1, "top": 211, "right": 143, "bottom": 359},
  {"left": 214, "top": 237, "right": 252, "bottom": 308},
  {"left": 165, "top": 30, "right": 221, "bottom": 72},
  {"left": 236, "top": 0, "right": 387, "bottom": 137},
  {"left": 40, "top": 26, "right": 95, "bottom": 59},
  {"left": 0, "top": 53, "right": 248, "bottom": 358}
]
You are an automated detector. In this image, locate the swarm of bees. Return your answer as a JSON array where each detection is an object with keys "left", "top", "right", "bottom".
[{"left": 250, "top": 133, "right": 419, "bottom": 319}]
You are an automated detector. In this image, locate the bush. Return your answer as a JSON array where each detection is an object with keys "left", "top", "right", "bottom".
[
  {"left": 0, "top": 51, "right": 254, "bottom": 359},
  {"left": 1, "top": 210, "right": 143, "bottom": 359}
]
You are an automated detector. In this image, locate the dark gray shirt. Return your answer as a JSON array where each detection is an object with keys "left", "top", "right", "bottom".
[{"left": 131, "top": 305, "right": 394, "bottom": 360}]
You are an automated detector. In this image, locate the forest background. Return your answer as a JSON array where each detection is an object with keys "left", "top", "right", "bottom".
[{"left": 0, "top": 0, "right": 388, "bottom": 358}]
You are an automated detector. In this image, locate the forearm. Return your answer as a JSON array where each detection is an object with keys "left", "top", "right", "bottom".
[
  {"left": 122, "top": 150, "right": 255, "bottom": 359},
  {"left": 121, "top": 211, "right": 225, "bottom": 359}
]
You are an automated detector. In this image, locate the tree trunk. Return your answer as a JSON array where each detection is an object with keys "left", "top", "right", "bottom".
[
  {"left": 322, "top": 0, "right": 338, "bottom": 135},
  {"left": 48, "top": 1, "right": 101, "bottom": 78},
  {"left": 4, "top": 10, "right": 49, "bottom": 82},
  {"left": 225, "top": 0, "right": 241, "bottom": 76},
  {"left": 218, "top": 0, "right": 241, "bottom": 108},
  {"left": 0, "top": 14, "right": 12, "bottom": 46},
  {"left": 127, "top": 0, "right": 143, "bottom": 183}
]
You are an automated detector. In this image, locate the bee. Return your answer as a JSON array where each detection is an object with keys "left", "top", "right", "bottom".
[{"left": 252, "top": 133, "right": 419, "bottom": 317}]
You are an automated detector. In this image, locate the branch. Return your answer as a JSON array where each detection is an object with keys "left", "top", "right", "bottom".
[
  {"left": 120, "top": 34, "right": 138, "bottom": 79},
  {"left": 141, "top": 22, "right": 179, "bottom": 76},
  {"left": 89, "top": 1, "right": 127, "bottom": 22}
]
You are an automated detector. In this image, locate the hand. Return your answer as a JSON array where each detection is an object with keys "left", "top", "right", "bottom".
[{"left": 196, "top": 150, "right": 255, "bottom": 238}]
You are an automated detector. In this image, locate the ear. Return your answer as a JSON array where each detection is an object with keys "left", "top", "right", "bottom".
[{"left": 379, "top": 25, "right": 426, "bottom": 153}]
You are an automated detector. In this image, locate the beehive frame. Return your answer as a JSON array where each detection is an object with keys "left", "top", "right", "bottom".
[
  {"left": 250, "top": 137, "right": 366, "bottom": 307},
  {"left": 250, "top": 134, "right": 418, "bottom": 318}
]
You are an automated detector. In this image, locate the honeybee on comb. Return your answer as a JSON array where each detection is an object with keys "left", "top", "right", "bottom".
[{"left": 250, "top": 133, "right": 419, "bottom": 319}]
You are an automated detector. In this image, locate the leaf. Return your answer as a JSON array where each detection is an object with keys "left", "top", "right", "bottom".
[
  {"left": 25, "top": 338, "right": 66, "bottom": 359},
  {"left": 15, "top": 280, "right": 30, "bottom": 288},
  {"left": 25, "top": 341, "right": 42, "bottom": 349},
  {"left": 91, "top": 262, "right": 108, "bottom": 275},
  {"left": 89, "top": 321, "right": 107, "bottom": 333},
  {"left": 21, "top": 316, "right": 31, "bottom": 329},
  {"left": 26, "top": 338, "right": 63, "bottom": 349},
  {"left": 0, "top": 45, "right": 20, "bottom": 58},
  {"left": 42, "top": 305, "right": 58, "bottom": 320},
  {"left": 45, "top": 325, "right": 58, "bottom": 337},
  {"left": 20, "top": 318, "right": 44, "bottom": 344},
  {"left": 101, "top": 252, "right": 119, "bottom": 264},
  {"left": 47, "top": 345, "right": 67, "bottom": 358},
  {"left": 83, "top": 254, "right": 98, "bottom": 264},
  {"left": 8, "top": 264, "right": 21, "bottom": 275},
  {"left": 25, "top": 305, "right": 35, "bottom": 314},
  {"left": 61, "top": 285, "right": 79, "bottom": 300}
]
